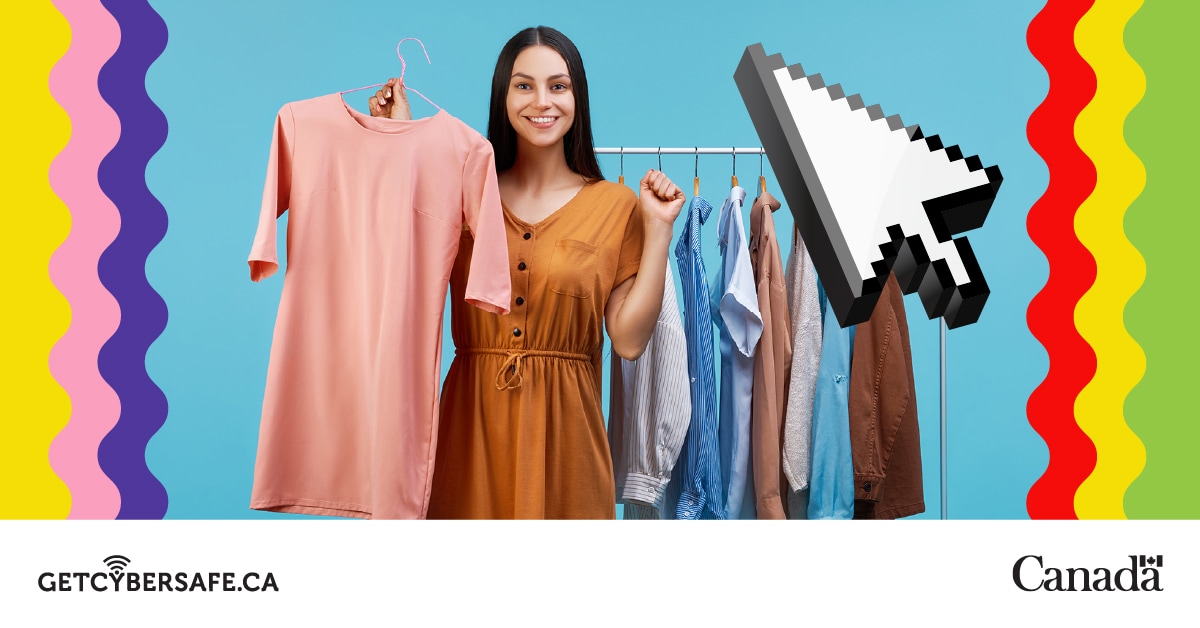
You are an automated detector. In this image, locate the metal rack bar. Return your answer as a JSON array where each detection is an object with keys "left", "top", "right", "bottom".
[{"left": 594, "top": 147, "right": 764, "bottom": 154}]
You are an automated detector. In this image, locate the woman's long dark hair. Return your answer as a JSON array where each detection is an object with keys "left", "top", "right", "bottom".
[{"left": 487, "top": 26, "right": 603, "bottom": 181}]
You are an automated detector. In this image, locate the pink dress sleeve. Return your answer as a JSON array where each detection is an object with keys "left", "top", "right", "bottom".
[
  {"left": 247, "top": 104, "right": 295, "bottom": 282},
  {"left": 460, "top": 136, "right": 511, "bottom": 314}
]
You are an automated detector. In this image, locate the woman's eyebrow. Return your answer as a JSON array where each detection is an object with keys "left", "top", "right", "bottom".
[{"left": 511, "top": 72, "right": 571, "bottom": 81}]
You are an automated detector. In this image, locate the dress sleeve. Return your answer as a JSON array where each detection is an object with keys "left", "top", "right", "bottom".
[
  {"left": 248, "top": 104, "right": 295, "bottom": 282},
  {"left": 461, "top": 136, "right": 511, "bottom": 315},
  {"left": 613, "top": 188, "right": 644, "bottom": 289}
]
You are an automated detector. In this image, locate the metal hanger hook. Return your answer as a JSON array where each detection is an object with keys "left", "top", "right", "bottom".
[{"left": 395, "top": 37, "right": 432, "bottom": 82}]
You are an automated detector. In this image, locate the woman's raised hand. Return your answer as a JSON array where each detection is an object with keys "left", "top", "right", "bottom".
[
  {"left": 368, "top": 78, "right": 411, "bottom": 120},
  {"left": 638, "top": 169, "right": 686, "bottom": 227}
]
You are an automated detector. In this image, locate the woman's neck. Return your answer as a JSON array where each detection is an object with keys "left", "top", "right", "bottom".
[
  {"left": 499, "top": 140, "right": 590, "bottom": 224},
  {"left": 505, "top": 141, "right": 580, "bottom": 194}
]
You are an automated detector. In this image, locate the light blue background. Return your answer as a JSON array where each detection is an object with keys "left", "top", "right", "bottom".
[{"left": 145, "top": 0, "right": 1048, "bottom": 519}]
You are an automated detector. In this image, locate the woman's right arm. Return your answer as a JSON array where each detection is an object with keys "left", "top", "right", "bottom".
[{"left": 368, "top": 77, "right": 412, "bottom": 120}]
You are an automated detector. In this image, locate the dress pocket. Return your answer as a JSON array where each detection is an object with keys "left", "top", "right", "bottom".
[{"left": 548, "top": 239, "right": 598, "bottom": 298}]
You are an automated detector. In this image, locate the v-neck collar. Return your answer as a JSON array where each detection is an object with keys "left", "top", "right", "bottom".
[{"left": 501, "top": 180, "right": 597, "bottom": 230}]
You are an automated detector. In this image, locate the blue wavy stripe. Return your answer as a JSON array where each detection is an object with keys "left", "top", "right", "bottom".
[{"left": 95, "top": 0, "right": 169, "bottom": 519}]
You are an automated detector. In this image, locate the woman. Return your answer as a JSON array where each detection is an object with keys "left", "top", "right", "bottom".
[{"left": 370, "top": 26, "right": 683, "bottom": 519}]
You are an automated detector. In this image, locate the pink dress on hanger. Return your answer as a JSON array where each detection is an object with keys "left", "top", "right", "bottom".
[{"left": 247, "top": 94, "right": 510, "bottom": 519}]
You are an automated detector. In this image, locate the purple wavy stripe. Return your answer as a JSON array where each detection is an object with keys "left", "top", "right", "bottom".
[
  {"left": 47, "top": 0, "right": 123, "bottom": 519},
  {"left": 95, "top": 0, "right": 169, "bottom": 519}
]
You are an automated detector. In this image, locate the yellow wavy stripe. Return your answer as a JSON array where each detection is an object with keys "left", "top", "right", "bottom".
[
  {"left": 0, "top": 4, "right": 73, "bottom": 518},
  {"left": 1072, "top": 0, "right": 1147, "bottom": 519}
]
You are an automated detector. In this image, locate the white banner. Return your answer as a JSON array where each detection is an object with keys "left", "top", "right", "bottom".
[{"left": 0, "top": 520, "right": 1192, "bottom": 623}]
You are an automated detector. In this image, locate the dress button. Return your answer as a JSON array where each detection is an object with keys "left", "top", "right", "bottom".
[
  {"left": 862, "top": 482, "right": 872, "bottom": 492},
  {"left": 513, "top": 328, "right": 522, "bottom": 337},
  {"left": 515, "top": 297, "right": 525, "bottom": 306},
  {"left": 518, "top": 262, "right": 527, "bottom": 271},
  {"left": 523, "top": 232, "right": 532, "bottom": 240}
]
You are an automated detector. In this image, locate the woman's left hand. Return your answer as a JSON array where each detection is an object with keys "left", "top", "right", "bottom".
[{"left": 638, "top": 169, "right": 686, "bottom": 227}]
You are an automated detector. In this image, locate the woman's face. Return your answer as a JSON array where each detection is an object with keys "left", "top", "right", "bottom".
[{"left": 506, "top": 45, "right": 575, "bottom": 150}]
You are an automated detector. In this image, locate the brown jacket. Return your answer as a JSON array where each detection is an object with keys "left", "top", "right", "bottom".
[
  {"left": 850, "top": 273, "right": 925, "bottom": 519},
  {"left": 748, "top": 191, "right": 792, "bottom": 519}
]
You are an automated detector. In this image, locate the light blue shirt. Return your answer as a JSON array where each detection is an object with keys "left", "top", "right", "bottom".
[
  {"left": 710, "top": 186, "right": 763, "bottom": 520},
  {"left": 807, "top": 279, "right": 855, "bottom": 520},
  {"left": 668, "top": 195, "right": 725, "bottom": 520}
]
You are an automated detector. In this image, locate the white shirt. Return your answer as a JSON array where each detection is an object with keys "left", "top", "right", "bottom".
[
  {"left": 609, "top": 268, "right": 692, "bottom": 517},
  {"left": 710, "top": 186, "right": 764, "bottom": 519},
  {"left": 782, "top": 224, "right": 823, "bottom": 494}
]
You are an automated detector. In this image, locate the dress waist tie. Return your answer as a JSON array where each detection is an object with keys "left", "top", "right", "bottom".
[{"left": 456, "top": 348, "right": 591, "bottom": 391}]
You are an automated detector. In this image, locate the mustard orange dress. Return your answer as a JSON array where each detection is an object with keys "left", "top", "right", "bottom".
[{"left": 428, "top": 179, "right": 644, "bottom": 519}]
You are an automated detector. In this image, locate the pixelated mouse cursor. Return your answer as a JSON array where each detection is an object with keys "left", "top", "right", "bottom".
[{"left": 735, "top": 43, "right": 1002, "bottom": 329}]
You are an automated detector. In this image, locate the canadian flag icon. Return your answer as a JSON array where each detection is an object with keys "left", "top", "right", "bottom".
[
  {"left": 1139, "top": 555, "right": 1163, "bottom": 568},
  {"left": 735, "top": 43, "right": 1003, "bottom": 328}
]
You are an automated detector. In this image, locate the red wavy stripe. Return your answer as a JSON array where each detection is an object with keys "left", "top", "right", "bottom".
[{"left": 1025, "top": 0, "right": 1100, "bottom": 519}]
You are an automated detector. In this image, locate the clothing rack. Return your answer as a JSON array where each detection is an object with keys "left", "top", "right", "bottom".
[{"left": 595, "top": 145, "right": 951, "bottom": 520}]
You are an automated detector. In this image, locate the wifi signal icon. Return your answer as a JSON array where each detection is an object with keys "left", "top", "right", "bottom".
[{"left": 103, "top": 555, "right": 131, "bottom": 575}]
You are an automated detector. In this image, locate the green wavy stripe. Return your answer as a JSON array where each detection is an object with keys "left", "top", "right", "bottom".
[{"left": 1122, "top": 0, "right": 1200, "bottom": 519}]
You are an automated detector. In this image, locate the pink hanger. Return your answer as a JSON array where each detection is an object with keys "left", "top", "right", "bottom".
[{"left": 341, "top": 37, "right": 442, "bottom": 111}]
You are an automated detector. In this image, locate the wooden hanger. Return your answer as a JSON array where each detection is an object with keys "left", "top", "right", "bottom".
[
  {"left": 731, "top": 148, "right": 739, "bottom": 188},
  {"left": 618, "top": 147, "right": 624, "bottom": 185},
  {"left": 759, "top": 148, "right": 767, "bottom": 197}
]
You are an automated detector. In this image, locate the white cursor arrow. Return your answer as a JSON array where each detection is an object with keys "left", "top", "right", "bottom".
[{"left": 735, "top": 43, "right": 1003, "bottom": 328}]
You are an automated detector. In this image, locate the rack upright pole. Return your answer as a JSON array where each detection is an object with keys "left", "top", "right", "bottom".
[{"left": 940, "top": 318, "right": 948, "bottom": 520}]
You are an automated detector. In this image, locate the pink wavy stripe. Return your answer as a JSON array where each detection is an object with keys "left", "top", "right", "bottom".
[{"left": 46, "top": 0, "right": 123, "bottom": 519}]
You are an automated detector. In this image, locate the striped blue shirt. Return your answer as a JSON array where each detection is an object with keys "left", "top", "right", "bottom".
[{"left": 668, "top": 195, "right": 725, "bottom": 520}]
